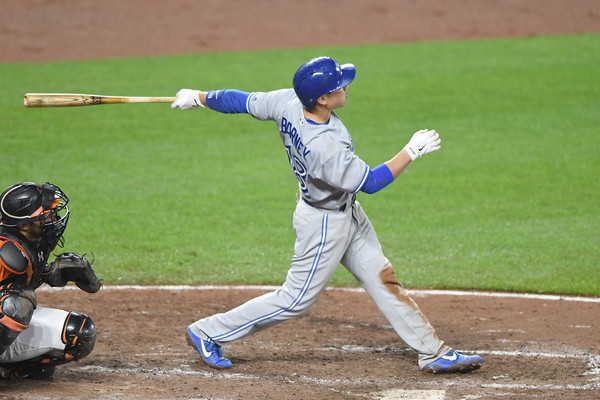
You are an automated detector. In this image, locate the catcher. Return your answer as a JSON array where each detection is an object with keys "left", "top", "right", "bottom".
[{"left": 0, "top": 182, "right": 101, "bottom": 379}]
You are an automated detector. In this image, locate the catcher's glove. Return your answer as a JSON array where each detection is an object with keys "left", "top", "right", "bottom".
[{"left": 45, "top": 252, "right": 102, "bottom": 293}]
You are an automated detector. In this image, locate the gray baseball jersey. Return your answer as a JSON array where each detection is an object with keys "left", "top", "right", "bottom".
[
  {"left": 189, "top": 88, "right": 449, "bottom": 368},
  {"left": 249, "top": 89, "right": 368, "bottom": 210}
]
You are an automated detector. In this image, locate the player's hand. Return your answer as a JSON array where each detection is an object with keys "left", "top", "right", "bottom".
[
  {"left": 403, "top": 129, "right": 441, "bottom": 161},
  {"left": 171, "top": 89, "right": 204, "bottom": 110},
  {"left": 45, "top": 252, "right": 102, "bottom": 294}
]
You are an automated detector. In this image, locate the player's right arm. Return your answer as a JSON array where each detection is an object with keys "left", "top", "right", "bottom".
[
  {"left": 171, "top": 89, "right": 251, "bottom": 113},
  {"left": 171, "top": 88, "right": 293, "bottom": 120},
  {"left": 0, "top": 239, "right": 36, "bottom": 353}
]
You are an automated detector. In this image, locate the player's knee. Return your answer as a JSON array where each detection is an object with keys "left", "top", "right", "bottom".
[
  {"left": 0, "top": 284, "right": 37, "bottom": 332},
  {"left": 0, "top": 285, "right": 36, "bottom": 354},
  {"left": 379, "top": 263, "right": 407, "bottom": 296},
  {"left": 62, "top": 312, "right": 97, "bottom": 360}
]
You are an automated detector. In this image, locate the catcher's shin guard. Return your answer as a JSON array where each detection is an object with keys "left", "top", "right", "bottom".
[
  {"left": 60, "top": 311, "right": 97, "bottom": 361},
  {"left": 63, "top": 312, "right": 97, "bottom": 360},
  {"left": 0, "top": 284, "right": 37, "bottom": 355}
]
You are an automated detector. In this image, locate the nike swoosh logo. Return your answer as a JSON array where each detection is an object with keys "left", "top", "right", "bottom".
[
  {"left": 200, "top": 339, "right": 213, "bottom": 358},
  {"left": 418, "top": 144, "right": 426, "bottom": 152},
  {"left": 442, "top": 351, "right": 458, "bottom": 361}
]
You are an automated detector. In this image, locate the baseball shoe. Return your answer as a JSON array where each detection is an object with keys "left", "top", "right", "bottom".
[
  {"left": 186, "top": 327, "right": 232, "bottom": 369},
  {"left": 421, "top": 349, "right": 483, "bottom": 374},
  {"left": 8, "top": 362, "right": 56, "bottom": 380}
]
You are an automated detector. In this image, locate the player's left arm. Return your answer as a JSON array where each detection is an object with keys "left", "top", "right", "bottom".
[
  {"left": 43, "top": 252, "right": 102, "bottom": 293},
  {"left": 360, "top": 129, "right": 441, "bottom": 194}
]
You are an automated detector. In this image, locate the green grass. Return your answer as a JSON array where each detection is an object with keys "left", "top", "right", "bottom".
[{"left": 1, "top": 34, "right": 598, "bottom": 295}]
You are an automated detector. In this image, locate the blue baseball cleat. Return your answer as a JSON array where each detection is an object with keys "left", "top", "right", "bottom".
[
  {"left": 186, "top": 327, "right": 232, "bottom": 369},
  {"left": 421, "top": 349, "right": 483, "bottom": 373}
]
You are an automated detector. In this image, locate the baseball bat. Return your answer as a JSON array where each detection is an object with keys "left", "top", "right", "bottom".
[{"left": 24, "top": 93, "right": 176, "bottom": 108}]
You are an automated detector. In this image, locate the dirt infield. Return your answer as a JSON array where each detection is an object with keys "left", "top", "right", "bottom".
[
  {"left": 1, "top": 287, "right": 599, "bottom": 399},
  {"left": 2, "top": 0, "right": 600, "bottom": 63},
  {"left": 1, "top": 1, "right": 599, "bottom": 399}
]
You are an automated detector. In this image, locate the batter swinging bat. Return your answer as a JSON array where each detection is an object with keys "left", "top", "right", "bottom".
[{"left": 23, "top": 93, "right": 176, "bottom": 108}]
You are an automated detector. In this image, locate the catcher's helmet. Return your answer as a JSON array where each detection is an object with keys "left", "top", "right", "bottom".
[
  {"left": 293, "top": 56, "right": 356, "bottom": 110},
  {"left": 0, "top": 182, "right": 70, "bottom": 246}
]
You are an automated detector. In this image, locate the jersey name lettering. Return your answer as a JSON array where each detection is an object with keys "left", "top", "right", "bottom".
[
  {"left": 280, "top": 117, "right": 311, "bottom": 159},
  {"left": 280, "top": 117, "right": 310, "bottom": 194}
]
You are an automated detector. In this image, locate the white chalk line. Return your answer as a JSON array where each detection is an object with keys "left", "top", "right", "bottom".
[{"left": 38, "top": 284, "right": 600, "bottom": 303}]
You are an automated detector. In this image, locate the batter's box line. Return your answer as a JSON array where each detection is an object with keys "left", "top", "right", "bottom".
[
  {"left": 38, "top": 285, "right": 600, "bottom": 303},
  {"left": 77, "top": 364, "right": 375, "bottom": 388},
  {"left": 425, "top": 379, "right": 600, "bottom": 392},
  {"left": 476, "top": 349, "right": 600, "bottom": 387}
]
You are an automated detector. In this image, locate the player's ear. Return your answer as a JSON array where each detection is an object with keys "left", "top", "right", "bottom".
[
  {"left": 315, "top": 95, "right": 328, "bottom": 107},
  {"left": 18, "top": 222, "right": 33, "bottom": 232}
]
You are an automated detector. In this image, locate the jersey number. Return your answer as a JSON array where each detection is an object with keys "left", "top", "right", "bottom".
[{"left": 285, "top": 145, "right": 308, "bottom": 194}]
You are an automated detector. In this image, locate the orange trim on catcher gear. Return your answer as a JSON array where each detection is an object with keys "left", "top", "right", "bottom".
[
  {"left": 30, "top": 205, "right": 44, "bottom": 218},
  {"left": 61, "top": 312, "right": 72, "bottom": 344},
  {"left": 0, "top": 314, "right": 28, "bottom": 332},
  {"left": 0, "top": 237, "right": 32, "bottom": 282},
  {"left": 62, "top": 311, "right": 86, "bottom": 345},
  {"left": 27, "top": 197, "right": 59, "bottom": 219}
]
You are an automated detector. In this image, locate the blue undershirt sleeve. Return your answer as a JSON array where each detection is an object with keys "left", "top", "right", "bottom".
[
  {"left": 360, "top": 163, "right": 395, "bottom": 194},
  {"left": 205, "top": 90, "right": 251, "bottom": 114}
]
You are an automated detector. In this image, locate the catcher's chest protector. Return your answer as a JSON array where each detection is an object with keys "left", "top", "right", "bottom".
[{"left": 0, "top": 226, "right": 48, "bottom": 288}]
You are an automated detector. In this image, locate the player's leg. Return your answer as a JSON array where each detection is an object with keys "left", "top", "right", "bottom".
[
  {"left": 340, "top": 202, "right": 481, "bottom": 372},
  {"left": 187, "top": 200, "right": 353, "bottom": 368},
  {"left": 0, "top": 306, "right": 97, "bottom": 379},
  {"left": 339, "top": 205, "right": 448, "bottom": 364},
  {"left": 0, "top": 284, "right": 36, "bottom": 357}
]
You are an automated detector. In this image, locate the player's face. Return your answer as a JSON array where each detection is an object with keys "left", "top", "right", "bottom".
[
  {"left": 20, "top": 209, "right": 56, "bottom": 242},
  {"left": 20, "top": 221, "right": 43, "bottom": 241},
  {"left": 324, "top": 86, "right": 348, "bottom": 109}
]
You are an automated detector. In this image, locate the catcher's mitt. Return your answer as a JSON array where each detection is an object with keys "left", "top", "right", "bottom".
[{"left": 45, "top": 252, "right": 102, "bottom": 293}]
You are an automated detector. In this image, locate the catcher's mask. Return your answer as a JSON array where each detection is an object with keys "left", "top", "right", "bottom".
[{"left": 0, "top": 182, "right": 70, "bottom": 247}]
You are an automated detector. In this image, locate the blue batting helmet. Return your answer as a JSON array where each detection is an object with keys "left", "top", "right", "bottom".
[{"left": 293, "top": 57, "right": 356, "bottom": 110}]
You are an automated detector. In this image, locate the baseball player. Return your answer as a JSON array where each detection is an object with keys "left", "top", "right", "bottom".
[
  {"left": 171, "top": 56, "right": 483, "bottom": 373},
  {"left": 0, "top": 182, "right": 101, "bottom": 379}
]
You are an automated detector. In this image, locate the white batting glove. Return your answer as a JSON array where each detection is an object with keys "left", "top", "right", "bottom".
[
  {"left": 171, "top": 89, "right": 204, "bottom": 110},
  {"left": 403, "top": 129, "right": 442, "bottom": 161}
]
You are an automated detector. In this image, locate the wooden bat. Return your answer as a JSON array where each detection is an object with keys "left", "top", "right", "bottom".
[{"left": 24, "top": 93, "right": 176, "bottom": 108}]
